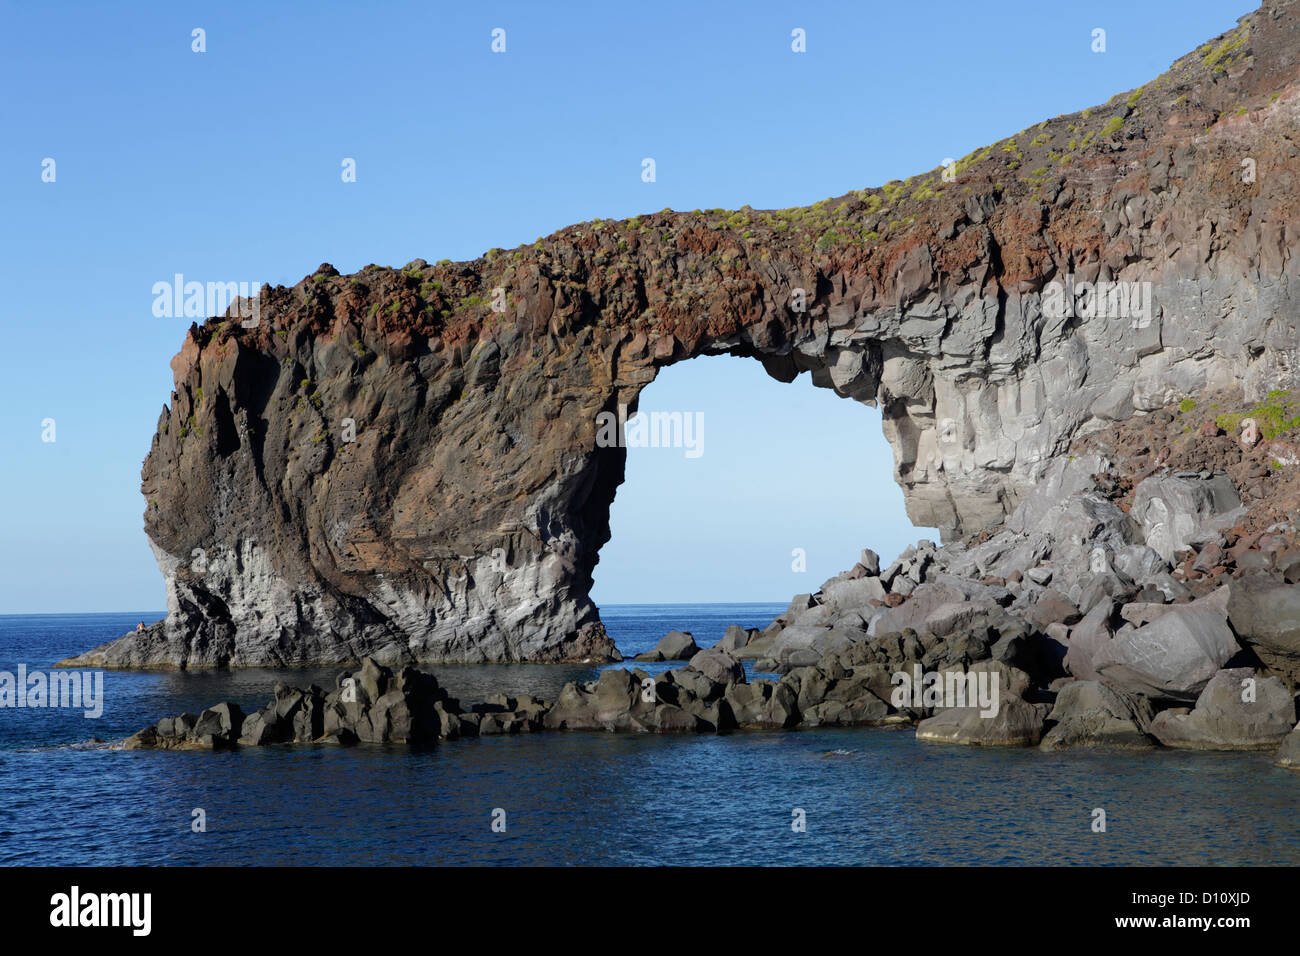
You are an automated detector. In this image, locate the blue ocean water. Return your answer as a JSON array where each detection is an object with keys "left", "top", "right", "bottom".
[{"left": 0, "top": 607, "right": 1296, "bottom": 866}]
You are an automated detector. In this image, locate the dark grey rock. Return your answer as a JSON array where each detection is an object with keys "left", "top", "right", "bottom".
[
  {"left": 1040, "top": 681, "right": 1156, "bottom": 749},
  {"left": 1093, "top": 606, "right": 1240, "bottom": 701},
  {"left": 1150, "top": 668, "right": 1296, "bottom": 750}
]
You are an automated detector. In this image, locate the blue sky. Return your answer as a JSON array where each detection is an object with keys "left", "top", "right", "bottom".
[{"left": 0, "top": 0, "right": 1248, "bottom": 611}]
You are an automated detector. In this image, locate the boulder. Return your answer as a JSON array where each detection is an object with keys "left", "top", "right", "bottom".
[
  {"left": 868, "top": 582, "right": 967, "bottom": 637},
  {"left": 632, "top": 630, "right": 700, "bottom": 662},
  {"left": 191, "top": 702, "right": 245, "bottom": 747},
  {"left": 668, "top": 667, "right": 727, "bottom": 703},
  {"left": 915, "top": 696, "right": 1049, "bottom": 746},
  {"left": 1005, "top": 454, "right": 1110, "bottom": 536},
  {"left": 1063, "top": 600, "right": 1112, "bottom": 681},
  {"left": 782, "top": 666, "right": 834, "bottom": 713},
  {"left": 713, "top": 625, "right": 757, "bottom": 654},
  {"left": 1225, "top": 572, "right": 1300, "bottom": 683},
  {"left": 1130, "top": 473, "right": 1245, "bottom": 563},
  {"left": 1111, "top": 544, "right": 1170, "bottom": 588},
  {"left": 238, "top": 706, "right": 289, "bottom": 746},
  {"left": 925, "top": 601, "right": 997, "bottom": 638},
  {"left": 123, "top": 726, "right": 158, "bottom": 750},
  {"left": 1039, "top": 681, "right": 1156, "bottom": 749},
  {"left": 292, "top": 690, "right": 326, "bottom": 741},
  {"left": 723, "top": 679, "right": 799, "bottom": 729},
  {"left": 914, "top": 661, "right": 1046, "bottom": 746},
  {"left": 800, "top": 692, "right": 896, "bottom": 727},
  {"left": 688, "top": 647, "right": 745, "bottom": 684},
  {"left": 1149, "top": 668, "right": 1296, "bottom": 750},
  {"left": 541, "top": 668, "right": 713, "bottom": 733},
  {"left": 777, "top": 594, "right": 815, "bottom": 625},
  {"left": 1275, "top": 724, "right": 1300, "bottom": 770},
  {"left": 1093, "top": 606, "right": 1241, "bottom": 701},
  {"left": 820, "top": 575, "right": 887, "bottom": 611},
  {"left": 356, "top": 657, "right": 389, "bottom": 706},
  {"left": 763, "top": 624, "right": 833, "bottom": 666},
  {"left": 1026, "top": 588, "right": 1081, "bottom": 632}
]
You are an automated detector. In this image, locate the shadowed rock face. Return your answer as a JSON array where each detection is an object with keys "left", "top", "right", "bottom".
[{"left": 66, "top": 2, "right": 1300, "bottom": 667}]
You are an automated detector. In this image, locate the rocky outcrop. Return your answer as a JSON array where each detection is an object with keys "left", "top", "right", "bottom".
[
  {"left": 702, "top": 443, "right": 1300, "bottom": 753},
  {"left": 1039, "top": 681, "right": 1157, "bottom": 750},
  {"left": 915, "top": 663, "right": 1051, "bottom": 747},
  {"left": 632, "top": 631, "right": 700, "bottom": 662},
  {"left": 1276, "top": 724, "right": 1300, "bottom": 768},
  {"left": 1149, "top": 667, "right": 1296, "bottom": 749},
  {"left": 1226, "top": 571, "right": 1300, "bottom": 681},
  {"left": 1093, "top": 606, "right": 1242, "bottom": 702},
  {"left": 125, "top": 657, "right": 550, "bottom": 748},
  {"left": 66, "top": 2, "right": 1300, "bottom": 668},
  {"left": 123, "top": 457, "right": 1300, "bottom": 755}
]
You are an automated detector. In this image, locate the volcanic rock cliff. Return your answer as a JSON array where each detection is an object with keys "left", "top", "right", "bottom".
[{"left": 67, "top": 2, "right": 1300, "bottom": 667}]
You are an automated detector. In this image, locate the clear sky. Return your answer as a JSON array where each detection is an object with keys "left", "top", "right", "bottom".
[{"left": 0, "top": 0, "right": 1249, "bottom": 612}]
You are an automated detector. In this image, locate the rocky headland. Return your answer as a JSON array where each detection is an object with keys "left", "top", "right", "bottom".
[
  {"left": 120, "top": 398, "right": 1300, "bottom": 767},
  {"left": 67, "top": 2, "right": 1300, "bottom": 767}
]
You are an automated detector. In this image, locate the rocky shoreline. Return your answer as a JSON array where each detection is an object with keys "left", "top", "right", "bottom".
[
  {"left": 120, "top": 642, "right": 1300, "bottom": 769},
  {"left": 122, "top": 426, "right": 1300, "bottom": 770}
]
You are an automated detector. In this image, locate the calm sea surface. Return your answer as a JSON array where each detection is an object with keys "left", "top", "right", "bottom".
[{"left": 0, "top": 607, "right": 1295, "bottom": 866}]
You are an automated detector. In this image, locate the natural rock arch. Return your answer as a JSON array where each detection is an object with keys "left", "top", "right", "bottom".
[{"left": 65, "top": 2, "right": 1300, "bottom": 667}]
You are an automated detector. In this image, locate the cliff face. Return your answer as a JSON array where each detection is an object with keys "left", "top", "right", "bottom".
[{"left": 69, "top": 2, "right": 1300, "bottom": 667}]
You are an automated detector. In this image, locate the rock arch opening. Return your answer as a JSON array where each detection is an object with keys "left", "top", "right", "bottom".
[{"left": 589, "top": 353, "right": 938, "bottom": 609}]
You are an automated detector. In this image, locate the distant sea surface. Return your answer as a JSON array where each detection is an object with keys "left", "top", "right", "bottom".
[{"left": 1, "top": 607, "right": 1297, "bottom": 866}]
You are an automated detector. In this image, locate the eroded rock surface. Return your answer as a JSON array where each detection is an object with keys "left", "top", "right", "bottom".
[{"left": 66, "top": 2, "right": 1300, "bottom": 668}]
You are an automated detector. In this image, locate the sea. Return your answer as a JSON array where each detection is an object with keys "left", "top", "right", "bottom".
[{"left": 0, "top": 606, "right": 1296, "bottom": 866}]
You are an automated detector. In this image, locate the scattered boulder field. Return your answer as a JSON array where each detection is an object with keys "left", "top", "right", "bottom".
[{"left": 125, "top": 395, "right": 1300, "bottom": 770}]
